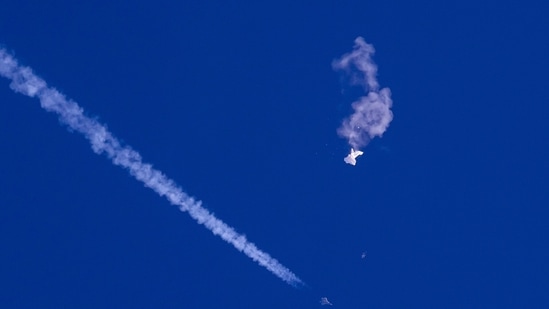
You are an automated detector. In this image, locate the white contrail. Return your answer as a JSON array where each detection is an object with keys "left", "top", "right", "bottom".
[
  {"left": 333, "top": 37, "right": 393, "bottom": 165},
  {"left": 0, "top": 48, "right": 303, "bottom": 288}
]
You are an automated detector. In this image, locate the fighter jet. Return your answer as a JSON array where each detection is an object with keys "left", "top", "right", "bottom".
[
  {"left": 320, "top": 297, "right": 333, "bottom": 306},
  {"left": 344, "top": 148, "right": 364, "bottom": 165}
]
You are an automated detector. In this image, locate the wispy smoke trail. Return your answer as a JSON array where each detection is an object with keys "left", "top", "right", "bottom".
[
  {"left": 333, "top": 37, "right": 393, "bottom": 161},
  {"left": 0, "top": 49, "right": 303, "bottom": 287}
]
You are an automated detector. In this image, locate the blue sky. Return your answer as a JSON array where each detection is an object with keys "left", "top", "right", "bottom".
[{"left": 1, "top": 1, "right": 548, "bottom": 308}]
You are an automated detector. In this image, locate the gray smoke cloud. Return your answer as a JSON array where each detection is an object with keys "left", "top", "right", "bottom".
[
  {"left": 333, "top": 37, "right": 393, "bottom": 162},
  {"left": 0, "top": 48, "right": 304, "bottom": 288}
]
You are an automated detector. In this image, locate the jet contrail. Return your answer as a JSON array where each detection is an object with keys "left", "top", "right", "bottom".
[
  {"left": 333, "top": 37, "right": 393, "bottom": 165},
  {"left": 0, "top": 48, "right": 303, "bottom": 288}
]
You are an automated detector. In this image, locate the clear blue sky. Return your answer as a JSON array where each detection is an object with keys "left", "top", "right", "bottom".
[{"left": 1, "top": 1, "right": 548, "bottom": 308}]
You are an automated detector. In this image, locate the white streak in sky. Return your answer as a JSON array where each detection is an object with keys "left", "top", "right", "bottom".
[
  {"left": 333, "top": 37, "right": 393, "bottom": 165},
  {"left": 0, "top": 48, "right": 303, "bottom": 287}
]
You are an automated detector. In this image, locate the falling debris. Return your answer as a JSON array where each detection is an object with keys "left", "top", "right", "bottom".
[
  {"left": 343, "top": 148, "right": 364, "bottom": 165},
  {"left": 334, "top": 37, "right": 393, "bottom": 166},
  {"left": 361, "top": 251, "right": 367, "bottom": 259},
  {"left": 320, "top": 297, "right": 333, "bottom": 306}
]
